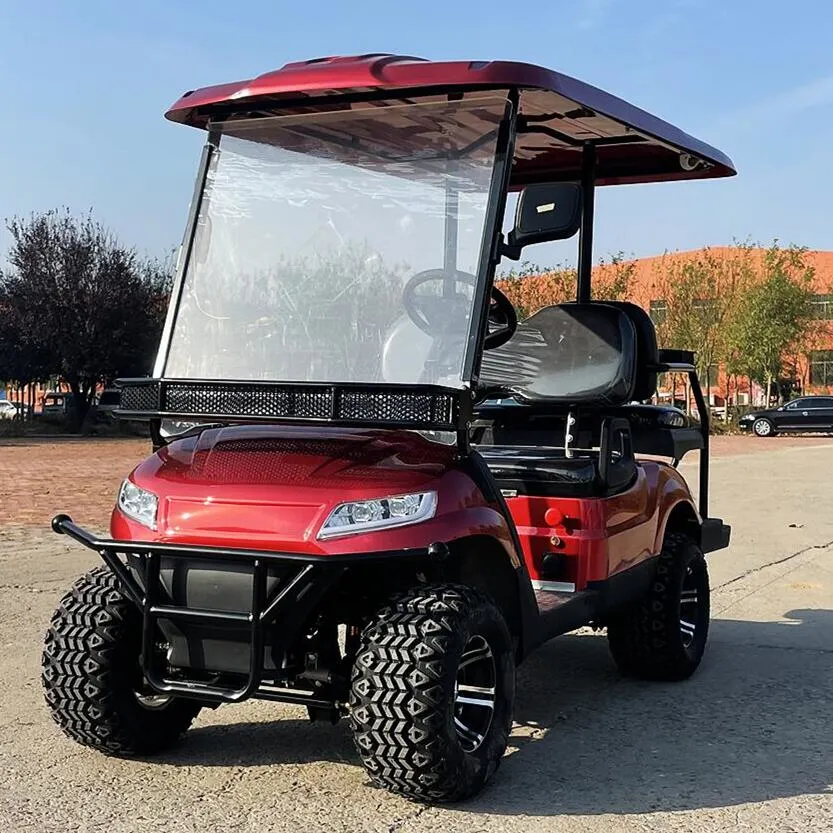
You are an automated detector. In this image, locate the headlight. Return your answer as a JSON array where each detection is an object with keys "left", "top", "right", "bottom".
[
  {"left": 318, "top": 491, "right": 437, "bottom": 540},
  {"left": 118, "top": 479, "right": 159, "bottom": 530}
]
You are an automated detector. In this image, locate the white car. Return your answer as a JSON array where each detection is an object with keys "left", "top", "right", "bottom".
[{"left": 0, "top": 400, "right": 20, "bottom": 419}]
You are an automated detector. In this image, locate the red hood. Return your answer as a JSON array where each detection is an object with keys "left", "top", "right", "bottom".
[{"left": 124, "top": 425, "right": 465, "bottom": 553}]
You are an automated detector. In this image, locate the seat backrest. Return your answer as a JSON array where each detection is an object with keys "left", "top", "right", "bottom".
[
  {"left": 478, "top": 303, "right": 637, "bottom": 407},
  {"left": 597, "top": 301, "right": 658, "bottom": 401}
]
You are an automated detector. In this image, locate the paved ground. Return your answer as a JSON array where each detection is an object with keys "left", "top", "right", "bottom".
[{"left": 1, "top": 435, "right": 832, "bottom": 832}]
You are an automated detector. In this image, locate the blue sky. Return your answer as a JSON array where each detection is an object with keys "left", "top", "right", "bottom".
[{"left": 1, "top": 0, "right": 832, "bottom": 265}]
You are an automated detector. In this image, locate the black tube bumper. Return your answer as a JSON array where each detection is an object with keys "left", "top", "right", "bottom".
[
  {"left": 52, "top": 514, "right": 438, "bottom": 705},
  {"left": 701, "top": 517, "right": 731, "bottom": 553}
]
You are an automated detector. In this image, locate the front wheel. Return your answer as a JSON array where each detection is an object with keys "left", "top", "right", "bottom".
[
  {"left": 752, "top": 417, "right": 775, "bottom": 437},
  {"left": 607, "top": 534, "right": 710, "bottom": 681},
  {"left": 42, "top": 566, "right": 201, "bottom": 756},
  {"left": 350, "top": 584, "right": 515, "bottom": 803}
]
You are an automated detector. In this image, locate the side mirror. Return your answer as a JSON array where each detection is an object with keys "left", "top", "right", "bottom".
[{"left": 503, "top": 183, "right": 582, "bottom": 259}]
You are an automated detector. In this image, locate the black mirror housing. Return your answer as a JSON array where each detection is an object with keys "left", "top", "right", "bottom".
[{"left": 503, "top": 183, "right": 582, "bottom": 259}]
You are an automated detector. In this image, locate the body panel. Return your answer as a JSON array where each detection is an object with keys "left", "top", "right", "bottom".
[
  {"left": 114, "top": 425, "right": 519, "bottom": 561},
  {"left": 112, "top": 425, "right": 695, "bottom": 595},
  {"left": 503, "top": 461, "right": 696, "bottom": 590}
]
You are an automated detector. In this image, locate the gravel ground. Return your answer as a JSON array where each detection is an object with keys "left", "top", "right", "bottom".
[{"left": 1, "top": 434, "right": 831, "bottom": 832}]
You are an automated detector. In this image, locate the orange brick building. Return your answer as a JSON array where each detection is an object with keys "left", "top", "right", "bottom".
[{"left": 616, "top": 248, "right": 833, "bottom": 405}]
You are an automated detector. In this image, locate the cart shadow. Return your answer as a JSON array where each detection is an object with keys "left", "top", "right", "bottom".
[
  {"left": 156, "top": 609, "right": 833, "bottom": 815},
  {"left": 469, "top": 608, "right": 833, "bottom": 816}
]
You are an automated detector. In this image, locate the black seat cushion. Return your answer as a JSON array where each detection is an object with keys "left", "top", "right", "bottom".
[{"left": 479, "top": 303, "right": 637, "bottom": 407}]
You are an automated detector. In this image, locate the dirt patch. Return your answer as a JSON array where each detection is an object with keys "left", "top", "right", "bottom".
[{"left": 0, "top": 437, "right": 149, "bottom": 528}]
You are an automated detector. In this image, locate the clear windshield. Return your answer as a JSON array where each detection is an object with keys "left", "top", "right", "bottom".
[{"left": 163, "top": 97, "right": 506, "bottom": 387}]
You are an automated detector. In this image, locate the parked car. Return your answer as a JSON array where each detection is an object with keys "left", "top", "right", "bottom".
[
  {"left": 41, "top": 392, "right": 69, "bottom": 417},
  {"left": 42, "top": 391, "right": 84, "bottom": 419},
  {"left": 739, "top": 396, "right": 833, "bottom": 436},
  {"left": 95, "top": 388, "right": 121, "bottom": 422},
  {"left": 0, "top": 400, "right": 19, "bottom": 420}
]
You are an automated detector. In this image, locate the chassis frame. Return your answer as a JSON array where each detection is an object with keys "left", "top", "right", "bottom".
[{"left": 52, "top": 514, "right": 446, "bottom": 705}]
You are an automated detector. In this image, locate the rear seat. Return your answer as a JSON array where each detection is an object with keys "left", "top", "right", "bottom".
[{"left": 477, "top": 445, "right": 602, "bottom": 497}]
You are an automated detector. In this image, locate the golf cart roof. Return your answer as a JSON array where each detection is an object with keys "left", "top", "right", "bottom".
[{"left": 166, "top": 54, "right": 736, "bottom": 186}]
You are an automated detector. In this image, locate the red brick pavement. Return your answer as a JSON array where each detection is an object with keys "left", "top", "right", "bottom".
[{"left": 1, "top": 434, "right": 831, "bottom": 529}]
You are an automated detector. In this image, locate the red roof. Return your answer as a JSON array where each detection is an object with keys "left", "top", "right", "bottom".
[{"left": 165, "top": 54, "right": 736, "bottom": 187}]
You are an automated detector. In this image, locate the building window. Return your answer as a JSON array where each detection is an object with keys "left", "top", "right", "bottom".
[
  {"left": 649, "top": 299, "right": 667, "bottom": 325},
  {"left": 692, "top": 298, "right": 716, "bottom": 315},
  {"left": 809, "top": 294, "right": 833, "bottom": 320},
  {"left": 809, "top": 350, "right": 833, "bottom": 386}
]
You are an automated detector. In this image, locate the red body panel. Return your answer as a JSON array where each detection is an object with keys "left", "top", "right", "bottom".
[
  {"left": 506, "top": 463, "right": 696, "bottom": 589},
  {"left": 112, "top": 426, "right": 518, "bottom": 562},
  {"left": 111, "top": 425, "right": 696, "bottom": 596}
]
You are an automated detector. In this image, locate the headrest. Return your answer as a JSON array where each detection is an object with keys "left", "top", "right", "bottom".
[
  {"left": 597, "top": 301, "right": 658, "bottom": 401},
  {"left": 478, "top": 303, "right": 637, "bottom": 407}
]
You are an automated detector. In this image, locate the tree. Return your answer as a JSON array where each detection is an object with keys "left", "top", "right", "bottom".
[
  {"left": 495, "top": 252, "right": 635, "bottom": 318},
  {"left": 649, "top": 244, "right": 756, "bottom": 411},
  {"left": 0, "top": 285, "right": 53, "bottom": 416},
  {"left": 1, "top": 210, "right": 173, "bottom": 426},
  {"left": 726, "top": 243, "right": 815, "bottom": 404}
]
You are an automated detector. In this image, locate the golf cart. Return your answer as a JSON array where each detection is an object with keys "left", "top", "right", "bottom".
[{"left": 43, "top": 54, "right": 733, "bottom": 803}]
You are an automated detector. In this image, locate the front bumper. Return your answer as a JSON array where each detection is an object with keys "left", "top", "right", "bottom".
[{"left": 52, "top": 514, "right": 438, "bottom": 704}]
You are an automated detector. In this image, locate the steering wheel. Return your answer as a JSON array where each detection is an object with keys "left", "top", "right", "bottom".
[{"left": 402, "top": 269, "right": 517, "bottom": 350}]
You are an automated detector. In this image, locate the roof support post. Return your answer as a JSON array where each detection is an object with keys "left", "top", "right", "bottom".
[{"left": 576, "top": 141, "right": 597, "bottom": 304}]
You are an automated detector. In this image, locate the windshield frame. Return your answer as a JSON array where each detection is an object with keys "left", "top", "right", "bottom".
[{"left": 152, "top": 94, "right": 517, "bottom": 396}]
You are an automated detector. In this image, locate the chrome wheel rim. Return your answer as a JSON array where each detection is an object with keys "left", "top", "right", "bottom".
[
  {"left": 754, "top": 419, "right": 771, "bottom": 436},
  {"left": 679, "top": 566, "right": 700, "bottom": 649},
  {"left": 454, "top": 635, "right": 496, "bottom": 752}
]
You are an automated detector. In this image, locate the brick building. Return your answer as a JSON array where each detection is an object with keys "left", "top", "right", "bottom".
[{"left": 615, "top": 247, "right": 833, "bottom": 404}]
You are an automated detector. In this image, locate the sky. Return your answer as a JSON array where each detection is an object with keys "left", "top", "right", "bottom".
[{"left": 1, "top": 0, "right": 832, "bottom": 267}]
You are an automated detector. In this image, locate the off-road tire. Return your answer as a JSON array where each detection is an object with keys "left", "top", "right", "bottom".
[
  {"left": 607, "top": 534, "right": 710, "bottom": 681},
  {"left": 42, "top": 566, "right": 201, "bottom": 755},
  {"left": 752, "top": 417, "right": 775, "bottom": 437},
  {"left": 349, "top": 584, "right": 515, "bottom": 803}
]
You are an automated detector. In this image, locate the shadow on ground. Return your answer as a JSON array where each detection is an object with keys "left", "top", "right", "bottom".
[{"left": 156, "top": 610, "right": 833, "bottom": 815}]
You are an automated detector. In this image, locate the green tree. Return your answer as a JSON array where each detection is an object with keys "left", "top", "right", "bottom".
[
  {"left": 726, "top": 243, "right": 815, "bottom": 403},
  {"left": 652, "top": 245, "right": 755, "bottom": 402}
]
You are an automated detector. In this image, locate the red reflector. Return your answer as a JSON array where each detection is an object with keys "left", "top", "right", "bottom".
[{"left": 544, "top": 508, "right": 564, "bottom": 527}]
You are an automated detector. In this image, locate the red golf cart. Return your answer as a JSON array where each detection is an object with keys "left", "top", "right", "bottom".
[{"left": 43, "top": 54, "right": 733, "bottom": 803}]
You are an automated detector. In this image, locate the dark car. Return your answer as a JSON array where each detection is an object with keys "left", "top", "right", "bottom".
[{"left": 739, "top": 396, "right": 833, "bottom": 436}]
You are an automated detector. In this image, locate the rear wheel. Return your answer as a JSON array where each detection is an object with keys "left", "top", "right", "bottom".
[
  {"left": 607, "top": 534, "right": 710, "bottom": 681},
  {"left": 349, "top": 584, "right": 515, "bottom": 803},
  {"left": 42, "top": 566, "right": 201, "bottom": 755},
  {"left": 752, "top": 417, "right": 775, "bottom": 437}
]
